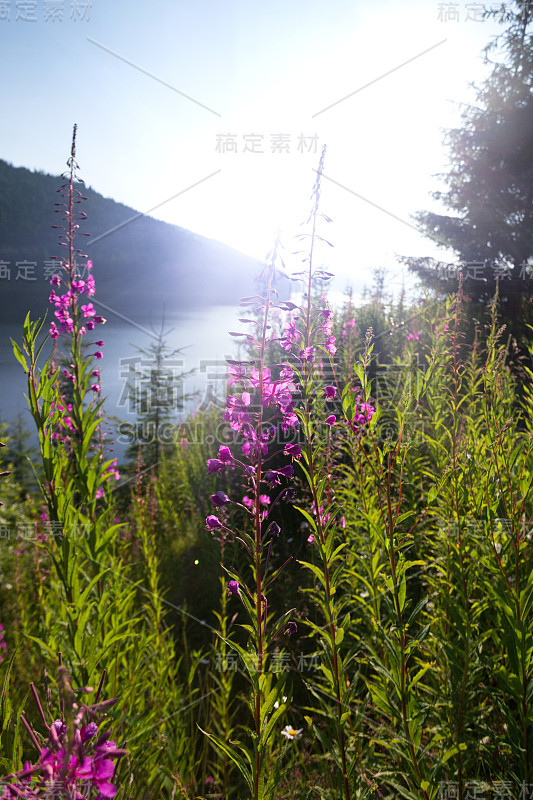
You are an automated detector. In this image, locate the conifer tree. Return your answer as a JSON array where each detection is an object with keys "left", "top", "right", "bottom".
[{"left": 404, "top": 1, "right": 533, "bottom": 351}]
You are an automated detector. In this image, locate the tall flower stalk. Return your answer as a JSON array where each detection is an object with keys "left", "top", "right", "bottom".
[
  {"left": 10, "top": 127, "right": 189, "bottom": 797},
  {"left": 2, "top": 661, "right": 126, "bottom": 799},
  {"left": 280, "top": 146, "right": 362, "bottom": 798},
  {"left": 202, "top": 238, "right": 301, "bottom": 799},
  {"left": 12, "top": 124, "right": 111, "bottom": 537}
]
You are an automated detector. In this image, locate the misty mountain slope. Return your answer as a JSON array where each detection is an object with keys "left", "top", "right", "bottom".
[{"left": 0, "top": 159, "right": 263, "bottom": 324}]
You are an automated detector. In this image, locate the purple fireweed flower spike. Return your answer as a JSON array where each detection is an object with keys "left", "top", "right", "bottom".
[
  {"left": 218, "top": 445, "right": 233, "bottom": 462},
  {"left": 324, "top": 336, "right": 337, "bottom": 355},
  {"left": 323, "top": 386, "right": 336, "bottom": 400},
  {"left": 212, "top": 491, "right": 230, "bottom": 507},
  {"left": 5, "top": 663, "right": 125, "bottom": 798},
  {"left": 206, "top": 515, "right": 223, "bottom": 530},
  {"left": 284, "top": 443, "right": 302, "bottom": 460},
  {"left": 350, "top": 401, "right": 376, "bottom": 429},
  {"left": 281, "top": 412, "right": 298, "bottom": 433},
  {"left": 81, "top": 303, "right": 95, "bottom": 318},
  {"left": 286, "top": 621, "right": 297, "bottom": 636},
  {"left": 264, "top": 521, "right": 281, "bottom": 541},
  {"left": 280, "top": 362, "right": 295, "bottom": 380},
  {"left": 82, "top": 722, "right": 98, "bottom": 742},
  {"left": 265, "top": 465, "right": 294, "bottom": 487},
  {"left": 320, "top": 309, "right": 334, "bottom": 336},
  {"left": 299, "top": 346, "right": 316, "bottom": 363},
  {"left": 227, "top": 363, "right": 247, "bottom": 385},
  {"left": 227, "top": 580, "right": 239, "bottom": 596},
  {"left": 325, "top": 415, "right": 337, "bottom": 426}
]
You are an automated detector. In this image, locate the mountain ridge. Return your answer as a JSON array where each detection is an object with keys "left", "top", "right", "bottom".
[{"left": 0, "top": 159, "right": 263, "bottom": 325}]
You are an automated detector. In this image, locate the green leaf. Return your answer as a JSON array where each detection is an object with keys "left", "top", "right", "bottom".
[
  {"left": 407, "top": 596, "right": 428, "bottom": 627},
  {"left": 11, "top": 339, "right": 28, "bottom": 372},
  {"left": 398, "top": 574, "right": 407, "bottom": 613},
  {"left": 198, "top": 727, "right": 253, "bottom": 793},
  {"left": 440, "top": 743, "right": 467, "bottom": 764},
  {"left": 294, "top": 505, "right": 318, "bottom": 531},
  {"left": 260, "top": 674, "right": 287, "bottom": 728},
  {"left": 297, "top": 559, "right": 326, "bottom": 589}
]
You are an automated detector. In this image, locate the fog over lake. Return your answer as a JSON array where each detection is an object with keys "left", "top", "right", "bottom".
[{"left": 0, "top": 304, "right": 246, "bottom": 459}]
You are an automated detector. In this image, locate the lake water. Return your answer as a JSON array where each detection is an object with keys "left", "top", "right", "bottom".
[
  {"left": 0, "top": 304, "right": 248, "bottom": 459},
  {"left": 0, "top": 287, "right": 358, "bottom": 463}
]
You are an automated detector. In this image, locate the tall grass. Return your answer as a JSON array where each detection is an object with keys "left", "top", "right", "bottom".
[{"left": 0, "top": 133, "right": 532, "bottom": 800}]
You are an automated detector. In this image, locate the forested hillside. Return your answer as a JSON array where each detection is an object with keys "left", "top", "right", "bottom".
[{"left": 0, "top": 159, "right": 261, "bottom": 324}]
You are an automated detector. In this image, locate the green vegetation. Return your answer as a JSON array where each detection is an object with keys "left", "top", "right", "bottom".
[{"left": 2, "top": 8, "right": 533, "bottom": 792}]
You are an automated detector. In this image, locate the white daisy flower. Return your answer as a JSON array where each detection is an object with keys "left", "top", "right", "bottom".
[
  {"left": 281, "top": 725, "right": 303, "bottom": 740},
  {"left": 274, "top": 696, "right": 288, "bottom": 709}
]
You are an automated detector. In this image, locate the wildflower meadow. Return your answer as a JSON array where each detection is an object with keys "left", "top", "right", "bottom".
[{"left": 0, "top": 129, "right": 532, "bottom": 800}]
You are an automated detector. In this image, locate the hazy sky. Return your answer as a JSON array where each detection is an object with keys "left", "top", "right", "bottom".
[{"left": 1, "top": 0, "right": 509, "bottom": 301}]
